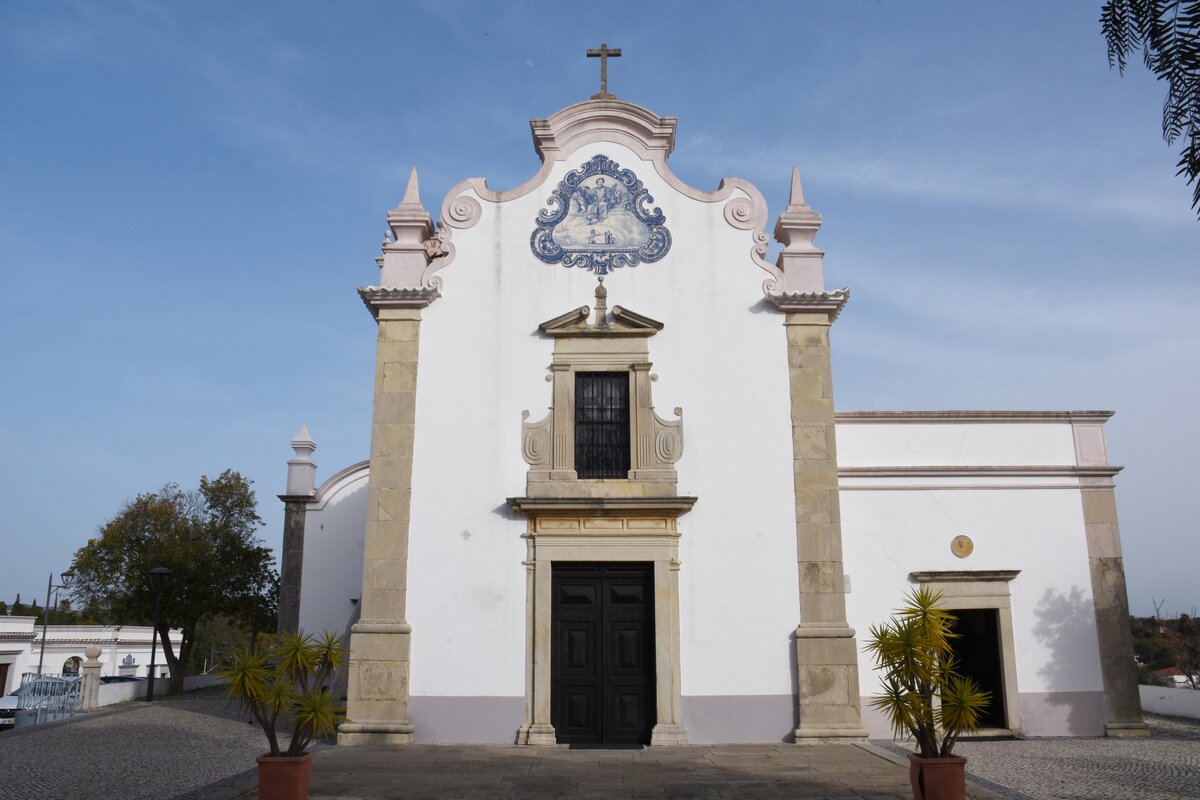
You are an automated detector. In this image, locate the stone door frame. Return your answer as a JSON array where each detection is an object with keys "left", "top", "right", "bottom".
[
  {"left": 509, "top": 499, "right": 693, "bottom": 746},
  {"left": 910, "top": 570, "right": 1023, "bottom": 737}
]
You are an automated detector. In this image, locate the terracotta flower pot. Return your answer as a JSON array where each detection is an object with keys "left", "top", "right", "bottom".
[
  {"left": 256, "top": 752, "right": 313, "bottom": 800},
  {"left": 908, "top": 753, "right": 967, "bottom": 800}
]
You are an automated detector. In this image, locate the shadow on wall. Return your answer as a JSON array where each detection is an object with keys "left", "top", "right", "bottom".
[{"left": 1032, "top": 586, "right": 1104, "bottom": 735}]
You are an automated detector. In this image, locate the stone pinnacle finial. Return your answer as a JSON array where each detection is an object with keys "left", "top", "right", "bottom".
[
  {"left": 772, "top": 164, "right": 824, "bottom": 293},
  {"left": 594, "top": 277, "right": 609, "bottom": 328},
  {"left": 788, "top": 165, "right": 808, "bottom": 208},
  {"left": 286, "top": 425, "right": 318, "bottom": 497},
  {"left": 400, "top": 167, "right": 421, "bottom": 207},
  {"left": 291, "top": 425, "right": 316, "bottom": 458}
]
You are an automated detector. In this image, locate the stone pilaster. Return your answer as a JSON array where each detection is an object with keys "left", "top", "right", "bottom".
[
  {"left": 276, "top": 497, "right": 309, "bottom": 634},
  {"left": 1070, "top": 415, "right": 1148, "bottom": 737},
  {"left": 769, "top": 167, "right": 866, "bottom": 742},
  {"left": 340, "top": 167, "right": 439, "bottom": 745},
  {"left": 278, "top": 425, "right": 317, "bottom": 634},
  {"left": 784, "top": 312, "right": 867, "bottom": 742},
  {"left": 339, "top": 306, "right": 423, "bottom": 745}
]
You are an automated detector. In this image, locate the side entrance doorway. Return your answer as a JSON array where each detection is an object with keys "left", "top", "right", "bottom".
[
  {"left": 551, "top": 562, "right": 656, "bottom": 745},
  {"left": 949, "top": 608, "right": 1007, "bottom": 729}
]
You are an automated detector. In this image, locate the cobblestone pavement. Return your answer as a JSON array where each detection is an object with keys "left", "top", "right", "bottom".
[
  {"left": 877, "top": 713, "right": 1200, "bottom": 800},
  {"left": 3, "top": 695, "right": 1196, "bottom": 800},
  {"left": 0, "top": 687, "right": 263, "bottom": 800}
]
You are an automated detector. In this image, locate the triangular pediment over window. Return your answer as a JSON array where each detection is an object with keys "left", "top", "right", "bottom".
[{"left": 538, "top": 304, "right": 663, "bottom": 337}]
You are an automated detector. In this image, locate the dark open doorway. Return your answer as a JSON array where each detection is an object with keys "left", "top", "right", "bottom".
[
  {"left": 948, "top": 608, "right": 1007, "bottom": 729},
  {"left": 551, "top": 562, "right": 656, "bottom": 745}
]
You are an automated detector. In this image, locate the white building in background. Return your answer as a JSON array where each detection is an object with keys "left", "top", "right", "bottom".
[
  {"left": 0, "top": 616, "right": 181, "bottom": 693},
  {"left": 276, "top": 82, "right": 1149, "bottom": 745}
]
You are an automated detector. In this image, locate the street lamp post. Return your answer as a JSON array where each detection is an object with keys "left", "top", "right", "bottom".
[
  {"left": 146, "top": 566, "right": 173, "bottom": 702},
  {"left": 36, "top": 571, "right": 74, "bottom": 675}
]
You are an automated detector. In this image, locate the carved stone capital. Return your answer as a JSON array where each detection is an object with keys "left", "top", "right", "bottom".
[
  {"left": 357, "top": 285, "right": 441, "bottom": 316},
  {"left": 767, "top": 287, "right": 850, "bottom": 320}
]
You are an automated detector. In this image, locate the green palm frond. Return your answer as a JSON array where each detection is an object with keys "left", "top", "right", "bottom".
[
  {"left": 292, "top": 689, "right": 346, "bottom": 740},
  {"left": 217, "top": 647, "right": 271, "bottom": 707},
  {"left": 218, "top": 629, "right": 348, "bottom": 757},
  {"left": 866, "top": 587, "right": 990, "bottom": 758},
  {"left": 275, "top": 631, "right": 321, "bottom": 683}
]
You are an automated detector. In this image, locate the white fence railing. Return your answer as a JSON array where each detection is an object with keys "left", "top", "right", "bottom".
[{"left": 16, "top": 673, "right": 84, "bottom": 725}]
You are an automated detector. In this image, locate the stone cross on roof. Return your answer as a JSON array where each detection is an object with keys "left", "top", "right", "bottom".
[{"left": 587, "top": 42, "right": 621, "bottom": 99}]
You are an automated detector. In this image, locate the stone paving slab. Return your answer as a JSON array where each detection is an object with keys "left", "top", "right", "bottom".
[
  {"left": 3, "top": 688, "right": 1195, "bottom": 800},
  {"left": 285, "top": 741, "right": 922, "bottom": 800}
]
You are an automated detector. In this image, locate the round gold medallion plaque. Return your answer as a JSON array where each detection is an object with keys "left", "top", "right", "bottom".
[{"left": 951, "top": 535, "right": 974, "bottom": 558}]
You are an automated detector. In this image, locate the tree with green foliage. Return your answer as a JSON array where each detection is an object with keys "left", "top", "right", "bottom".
[
  {"left": 68, "top": 470, "right": 278, "bottom": 694},
  {"left": 1101, "top": 1, "right": 1200, "bottom": 216}
]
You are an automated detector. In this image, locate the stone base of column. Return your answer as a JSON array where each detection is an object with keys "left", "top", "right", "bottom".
[
  {"left": 793, "top": 625, "right": 869, "bottom": 742},
  {"left": 1105, "top": 721, "right": 1151, "bottom": 737},
  {"left": 518, "top": 723, "right": 557, "bottom": 745},
  {"left": 337, "top": 722, "right": 415, "bottom": 745},
  {"left": 650, "top": 723, "right": 689, "bottom": 746},
  {"left": 792, "top": 725, "right": 869, "bottom": 743},
  {"left": 342, "top": 621, "right": 415, "bottom": 746}
]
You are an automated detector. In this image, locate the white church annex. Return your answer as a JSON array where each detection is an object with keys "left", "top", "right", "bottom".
[{"left": 277, "top": 64, "right": 1148, "bottom": 745}]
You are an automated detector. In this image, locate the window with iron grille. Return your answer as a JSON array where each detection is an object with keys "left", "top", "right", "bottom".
[{"left": 574, "top": 372, "right": 630, "bottom": 479}]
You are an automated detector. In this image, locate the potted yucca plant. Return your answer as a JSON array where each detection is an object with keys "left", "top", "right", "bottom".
[
  {"left": 865, "top": 587, "right": 991, "bottom": 800},
  {"left": 217, "top": 631, "right": 347, "bottom": 800}
]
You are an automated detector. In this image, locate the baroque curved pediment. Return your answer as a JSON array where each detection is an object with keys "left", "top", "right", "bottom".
[{"left": 436, "top": 98, "right": 777, "bottom": 289}]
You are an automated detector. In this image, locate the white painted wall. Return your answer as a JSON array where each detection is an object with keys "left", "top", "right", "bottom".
[
  {"left": 1139, "top": 684, "right": 1200, "bottom": 719},
  {"left": 837, "top": 422, "right": 1078, "bottom": 467},
  {"left": 401, "top": 141, "right": 799, "bottom": 699},
  {"left": 0, "top": 618, "right": 183, "bottom": 694},
  {"left": 838, "top": 419, "right": 1106, "bottom": 735},
  {"left": 299, "top": 463, "right": 368, "bottom": 639}
]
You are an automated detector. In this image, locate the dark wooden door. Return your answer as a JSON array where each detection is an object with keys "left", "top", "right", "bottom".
[{"left": 551, "top": 562, "right": 656, "bottom": 744}]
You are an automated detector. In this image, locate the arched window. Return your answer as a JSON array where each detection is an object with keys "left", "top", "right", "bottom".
[{"left": 62, "top": 656, "right": 81, "bottom": 676}]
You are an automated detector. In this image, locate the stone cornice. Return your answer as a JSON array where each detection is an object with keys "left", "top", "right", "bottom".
[
  {"left": 835, "top": 410, "right": 1115, "bottom": 424},
  {"left": 507, "top": 496, "right": 697, "bottom": 517},
  {"left": 768, "top": 288, "right": 850, "bottom": 320},
  {"left": 910, "top": 570, "right": 1021, "bottom": 583},
  {"left": 0, "top": 632, "right": 36, "bottom": 641},
  {"left": 532, "top": 99, "right": 678, "bottom": 161},
  {"left": 357, "top": 285, "right": 441, "bottom": 316},
  {"left": 839, "top": 465, "right": 1122, "bottom": 479}
]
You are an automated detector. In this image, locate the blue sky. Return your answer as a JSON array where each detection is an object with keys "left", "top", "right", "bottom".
[{"left": 1, "top": 1, "right": 1196, "bottom": 617}]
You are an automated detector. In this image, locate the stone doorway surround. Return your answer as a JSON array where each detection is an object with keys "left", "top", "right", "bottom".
[
  {"left": 507, "top": 497, "right": 695, "bottom": 746},
  {"left": 909, "top": 569, "right": 1023, "bottom": 737}
]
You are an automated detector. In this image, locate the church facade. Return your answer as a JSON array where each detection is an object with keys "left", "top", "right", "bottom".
[{"left": 276, "top": 92, "right": 1147, "bottom": 745}]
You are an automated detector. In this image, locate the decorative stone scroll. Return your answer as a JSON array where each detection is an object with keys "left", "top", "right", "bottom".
[{"left": 521, "top": 409, "right": 553, "bottom": 470}]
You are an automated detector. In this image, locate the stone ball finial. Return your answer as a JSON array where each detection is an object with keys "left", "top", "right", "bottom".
[{"left": 84, "top": 645, "right": 103, "bottom": 660}]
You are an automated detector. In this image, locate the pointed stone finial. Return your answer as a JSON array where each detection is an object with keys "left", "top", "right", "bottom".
[
  {"left": 788, "top": 165, "right": 807, "bottom": 208},
  {"left": 400, "top": 167, "right": 421, "bottom": 206},
  {"left": 593, "top": 277, "right": 609, "bottom": 328},
  {"left": 291, "top": 425, "right": 316, "bottom": 455},
  {"left": 286, "top": 425, "right": 318, "bottom": 497},
  {"left": 379, "top": 166, "right": 436, "bottom": 290},
  {"left": 773, "top": 164, "right": 825, "bottom": 293}
]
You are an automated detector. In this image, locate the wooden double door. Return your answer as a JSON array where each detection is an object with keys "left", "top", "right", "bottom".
[{"left": 551, "top": 562, "right": 656, "bottom": 744}]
